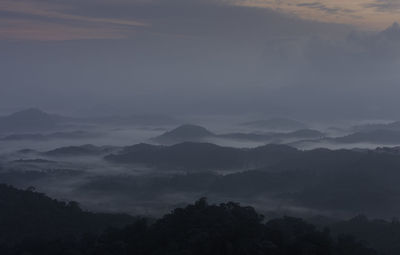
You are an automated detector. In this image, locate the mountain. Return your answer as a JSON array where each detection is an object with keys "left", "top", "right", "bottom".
[
  {"left": 154, "top": 124, "right": 323, "bottom": 145},
  {"left": 334, "top": 129, "right": 400, "bottom": 144},
  {"left": 242, "top": 118, "right": 308, "bottom": 131},
  {"left": 3, "top": 196, "right": 379, "bottom": 255},
  {"left": 1, "top": 130, "right": 100, "bottom": 141},
  {"left": 0, "top": 184, "right": 135, "bottom": 246},
  {"left": 88, "top": 144, "right": 400, "bottom": 218},
  {"left": 105, "top": 142, "right": 300, "bottom": 170},
  {"left": 284, "top": 129, "right": 324, "bottom": 138},
  {"left": 152, "top": 124, "right": 215, "bottom": 144},
  {"left": 45, "top": 144, "right": 118, "bottom": 157},
  {"left": 0, "top": 108, "right": 71, "bottom": 133},
  {"left": 220, "top": 129, "right": 324, "bottom": 142},
  {"left": 353, "top": 121, "right": 400, "bottom": 132}
]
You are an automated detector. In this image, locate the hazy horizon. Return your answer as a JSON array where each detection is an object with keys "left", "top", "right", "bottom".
[{"left": 1, "top": 0, "right": 400, "bottom": 121}]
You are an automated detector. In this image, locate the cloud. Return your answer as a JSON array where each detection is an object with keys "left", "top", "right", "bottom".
[
  {"left": 0, "top": 0, "right": 352, "bottom": 41},
  {"left": 0, "top": 0, "right": 148, "bottom": 40},
  {"left": 296, "top": 2, "right": 354, "bottom": 15},
  {"left": 0, "top": 0, "right": 400, "bottom": 119},
  {"left": 0, "top": 19, "right": 132, "bottom": 41},
  {"left": 364, "top": 0, "right": 400, "bottom": 12}
]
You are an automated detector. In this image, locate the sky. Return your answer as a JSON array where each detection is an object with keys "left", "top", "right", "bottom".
[
  {"left": 0, "top": 0, "right": 399, "bottom": 120},
  {"left": 0, "top": 0, "right": 399, "bottom": 41}
]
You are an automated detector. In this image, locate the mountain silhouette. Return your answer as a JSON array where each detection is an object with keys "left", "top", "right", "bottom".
[
  {"left": 153, "top": 124, "right": 215, "bottom": 144},
  {"left": 0, "top": 108, "right": 70, "bottom": 133},
  {"left": 353, "top": 121, "right": 400, "bottom": 132},
  {"left": 221, "top": 129, "right": 324, "bottom": 142},
  {"left": 1, "top": 130, "right": 100, "bottom": 141},
  {"left": 334, "top": 129, "right": 400, "bottom": 144},
  {"left": 45, "top": 144, "right": 118, "bottom": 157}
]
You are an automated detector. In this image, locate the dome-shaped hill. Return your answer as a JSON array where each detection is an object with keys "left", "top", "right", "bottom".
[
  {"left": 153, "top": 124, "right": 215, "bottom": 144},
  {"left": 0, "top": 108, "right": 69, "bottom": 132}
]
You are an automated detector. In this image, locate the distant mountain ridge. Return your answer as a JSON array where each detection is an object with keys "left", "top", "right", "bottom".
[
  {"left": 221, "top": 129, "right": 324, "bottom": 142},
  {"left": 0, "top": 108, "right": 179, "bottom": 134},
  {"left": 241, "top": 118, "right": 308, "bottom": 131},
  {"left": 153, "top": 124, "right": 323, "bottom": 145},
  {"left": 0, "top": 108, "right": 72, "bottom": 133},
  {"left": 353, "top": 121, "right": 400, "bottom": 132},
  {"left": 1, "top": 130, "right": 101, "bottom": 141},
  {"left": 105, "top": 142, "right": 303, "bottom": 170},
  {"left": 44, "top": 144, "right": 118, "bottom": 157},
  {"left": 152, "top": 124, "right": 215, "bottom": 144},
  {"left": 334, "top": 129, "right": 400, "bottom": 144}
]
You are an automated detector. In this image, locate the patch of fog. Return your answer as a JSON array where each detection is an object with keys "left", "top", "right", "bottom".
[{"left": 3, "top": 117, "right": 400, "bottom": 218}]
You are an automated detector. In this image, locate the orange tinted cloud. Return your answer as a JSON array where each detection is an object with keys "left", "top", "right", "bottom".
[
  {"left": 0, "top": 19, "right": 133, "bottom": 41},
  {"left": 0, "top": 0, "right": 398, "bottom": 41},
  {"left": 0, "top": 0, "right": 148, "bottom": 40},
  {"left": 236, "top": 0, "right": 400, "bottom": 29}
]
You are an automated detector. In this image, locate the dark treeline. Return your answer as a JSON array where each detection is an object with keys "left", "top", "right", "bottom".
[{"left": 2, "top": 184, "right": 399, "bottom": 255}]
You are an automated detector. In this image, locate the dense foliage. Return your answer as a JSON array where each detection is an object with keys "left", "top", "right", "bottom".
[
  {"left": 0, "top": 184, "right": 135, "bottom": 247},
  {"left": 0, "top": 187, "right": 380, "bottom": 255}
]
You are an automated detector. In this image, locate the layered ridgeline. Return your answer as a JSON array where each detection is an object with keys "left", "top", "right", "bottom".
[
  {"left": 0, "top": 131, "right": 102, "bottom": 141},
  {"left": 333, "top": 129, "right": 400, "bottom": 144},
  {"left": 100, "top": 142, "right": 400, "bottom": 216},
  {"left": 353, "top": 120, "right": 400, "bottom": 132},
  {"left": 105, "top": 142, "right": 300, "bottom": 170},
  {"left": 0, "top": 185, "right": 382, "bottom": 255},
  {"left": 104, "top": 141, "right": 400, "bottom": 171},
  {"left": 152, "top": 124, "right": 216, "bottom": 144},
  {"left": 6, "top": 141, "right": 400, "bottom": 217},
  {"left": 152, "top": 124, "right": 324, "bottom": 145},
  {"left": 152, "top": 123, "right": 400, "bottom": 148},
  {"left": 0, "top": 108, "right": 178, "bottom": 134}
]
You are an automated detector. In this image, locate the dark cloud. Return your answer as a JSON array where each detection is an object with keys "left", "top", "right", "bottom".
[
  {"left": 296, "top": 2, "right": 354, "bottom": 15},
  {"left": 0, "top": 0, "right": 400, "bottom": 120},
  {"left": 0, "top": 0, "right": 350, "bottom": 40},
  {"left": 363, "top": 0, "right": 400, "bottom": 12}
]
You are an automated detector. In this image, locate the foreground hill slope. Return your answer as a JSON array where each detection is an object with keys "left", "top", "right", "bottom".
[{"left": 0, "top": 184, "right": 135, "bottom": 245}]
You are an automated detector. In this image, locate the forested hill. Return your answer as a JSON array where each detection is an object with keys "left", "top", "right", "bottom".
[
  {"left": 0, "top": 184, "right": 136, "bottom": 246},
  {"left": 0, "top": 185, "right": 381, "bottom": 255}
]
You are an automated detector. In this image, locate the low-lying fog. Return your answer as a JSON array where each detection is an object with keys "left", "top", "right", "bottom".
[{"left": 2, "top": 109, "right": 400, "bottom": 219}]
